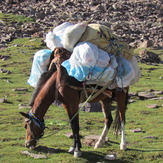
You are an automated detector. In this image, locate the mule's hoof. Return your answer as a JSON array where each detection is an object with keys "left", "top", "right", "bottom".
[
  {"left": 120, "top": 144, "right": 126, "bottom": 150},
  {"left": 74, "top": 150, "right": 82, "bottom": 158},
  {"left": 68, "top": 147, "right": 75, "bottom": 153}
]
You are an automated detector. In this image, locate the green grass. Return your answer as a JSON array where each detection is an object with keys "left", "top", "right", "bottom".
[
  {"left": 0, "top": 38, "right": 163, "bottom": 162},
  {"left": 0, "top": 13, "right": 34, "bottom": 25}
]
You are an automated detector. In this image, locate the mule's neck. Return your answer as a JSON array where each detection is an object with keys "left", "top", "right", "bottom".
[{"left": 31, "top": 71, "right": 58, "bottom": 121}]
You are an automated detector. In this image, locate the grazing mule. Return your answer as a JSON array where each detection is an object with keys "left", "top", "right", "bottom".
[{"left": 20, "top": 48, "right": 129, "bottom": 157}]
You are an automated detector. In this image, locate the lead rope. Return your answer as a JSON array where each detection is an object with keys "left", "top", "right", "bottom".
[
  {"left": 43, "top": 36, "right": 125, "bottom": 139},
  {"left": 43, "top": 64, "right": 115, "bottom": 139},
  {"left": 42, "top": 87, "right": 100, "bottom": 139}
]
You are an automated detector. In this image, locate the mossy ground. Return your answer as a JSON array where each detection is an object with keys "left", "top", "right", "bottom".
[{"left": 0, "top": 12, "right": 163, "bottom": 162}]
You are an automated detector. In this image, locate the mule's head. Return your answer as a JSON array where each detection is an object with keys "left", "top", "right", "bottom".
[
  {"left": 20, "top": 112, "right": 45, "bottom": 149},
  {"left": 54, "top": 47, "right": 72, "bottom": 64}
]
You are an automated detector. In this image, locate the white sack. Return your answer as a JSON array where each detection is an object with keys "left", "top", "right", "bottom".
[
  {"left": 45, "top": 22, "right": 73, "bottom": 50},
  {"left": 63, "top": 22, "right": 87, "bottom": 52}
]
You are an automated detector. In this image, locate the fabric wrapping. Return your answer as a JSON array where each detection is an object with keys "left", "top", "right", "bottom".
[
  {"left": 27, "top": 49, "right": 52, "bottom": 87},
  {"left": 79, "top": 24, "right": 134, "bottom": 60}
]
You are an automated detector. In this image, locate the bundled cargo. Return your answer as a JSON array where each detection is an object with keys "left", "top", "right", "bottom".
[
  {"left": 79, "top": 23, "right": 134, "bottom": 60},
  {"left": 28, "top": 22, "right": 141, "bottom": 89},
  {"left": 62, "top": 42, "right": 140, "bottom": 88},
  {"left": 27, "top": 49, "right": 52, "bottom": 87}
]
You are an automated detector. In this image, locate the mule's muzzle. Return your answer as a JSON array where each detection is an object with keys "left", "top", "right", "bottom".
[{"left": 25, "top": 140, "right": 37, "bottom": 149}]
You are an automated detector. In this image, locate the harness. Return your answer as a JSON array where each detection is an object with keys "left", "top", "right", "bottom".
[{"left": 27, "top": 112, "right": 45, "bottom": 140}]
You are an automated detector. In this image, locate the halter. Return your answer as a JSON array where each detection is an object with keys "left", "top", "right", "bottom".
[{"left": 27, "top": 112, "right": 45, "bottom": 140}]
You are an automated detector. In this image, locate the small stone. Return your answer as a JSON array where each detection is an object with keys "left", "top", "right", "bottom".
[
  {"left": 12, "top": 88, "right": 28, "bottom": 91},
  {"left": 141, "top": 136, "right": 158, "bottom": 139},
  {"left": 83, "top": 135, "right": 108, "bottom": 146},
  {"left": 130, "top": 128, "right": 145, "bottom": 133},
  {"left": 2, "top": 56, "right": 11, "bottom": 61},
  {"left": 129, "top": 92, "right": 138, "bottom": 96},
  {"left": 128, "top": 99, "right": 135, "bottom": 103},
  {"left": 147, "top": 104, "right": 159, "bottom": 109},
  {"left": 18, "top": 104, "right": 31, "bottom": 109},
  {"left": 149, "top": 97, "right": 163, "bottom": 100},
  {"left": 138, "top": 92, "right": 156, "bottom": 99},
  {"left": 21, "top": 151, "right": 47, "bottom": 159},
  {"left": 0, "top": 98, "right": 8, "bottom": 103},
  {"left": 153, "top": 91, "right": 163, "bottom": 95},
  {"left": 64, "top": 132, "right": 73, "bottom": 138},
  {"left": 138, "top": 40, "right": 153, "bottom": 48},
  {"left": 104, "top": 154, "right": 116, "bottom": 160},
  {"left": 6, "top": 80, "right": 12, "bottom": 83}
]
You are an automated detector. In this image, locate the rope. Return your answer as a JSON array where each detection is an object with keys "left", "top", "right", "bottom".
[
  {"left": 42, "top": 40, "right": 125, "bottom": 139},
  {"left": 43, "top": 64, "right": 114, "bottom": 139},
  {"left": 42, "top": 88, "right": 99, "bottom": 139}
]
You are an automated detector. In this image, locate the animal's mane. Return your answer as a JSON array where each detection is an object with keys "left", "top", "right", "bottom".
[{"left": 28, "top": 65, "right": 57, "bottom": 106}]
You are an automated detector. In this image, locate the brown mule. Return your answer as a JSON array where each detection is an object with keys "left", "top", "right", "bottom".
[{"left": 20, "top": 48, "right": 129, "bottom": 157}]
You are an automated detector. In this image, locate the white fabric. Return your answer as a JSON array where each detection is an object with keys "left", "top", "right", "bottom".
[
  {"left": 63, "top": 22, "right": 87, "bottom": 52},
  {"left": 27, "top": 49, "right": 52, "bottom": 87},
  {"left": 62, "top": 42, "right": 117, "bottom": 85},
  {"left": 45, "top": 22, "right": 73, "bottom": 50},
  {"left": 45, "top": 22, "right": 87, "bottom": 52},
  {"left": 62, "top": 42, "right": 141, "bottom": 88}
]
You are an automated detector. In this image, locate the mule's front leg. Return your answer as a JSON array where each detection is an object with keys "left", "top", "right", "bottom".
[{"left": 69, "top": 115, "right": 82, "bottom": 157}]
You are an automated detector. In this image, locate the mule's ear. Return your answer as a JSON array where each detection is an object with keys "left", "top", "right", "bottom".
[{"left": 19, "top": 112, "right": 30, "bottom": 119}]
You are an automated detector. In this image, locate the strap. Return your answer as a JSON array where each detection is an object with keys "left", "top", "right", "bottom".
[{"left": 28, "top": 112, "right": 45, "bottom": 130}]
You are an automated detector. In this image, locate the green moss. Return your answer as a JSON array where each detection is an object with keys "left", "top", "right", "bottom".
[
  {"left": 0, "top": 38, "right": 163, "bottom": 162},
  {"left": 0, "top": 13, "right": 34, "bottom": 25}
]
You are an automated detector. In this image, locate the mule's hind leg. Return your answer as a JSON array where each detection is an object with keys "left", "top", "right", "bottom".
[
  {"left": 94, "top": 98, "right": 113, "bottom": 149},
  {"left": 114, "top": 88, "right": 128, "bottom": 150}
]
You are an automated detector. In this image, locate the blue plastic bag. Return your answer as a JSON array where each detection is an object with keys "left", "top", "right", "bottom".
[{"left": 27, "top": 49, "right": 52, "bottom": 87}]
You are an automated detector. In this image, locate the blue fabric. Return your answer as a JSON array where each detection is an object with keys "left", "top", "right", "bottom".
[
  {"left": 27, "top": 49, "right": 52, "bottom": 87},
  {"left": 117, "top": 56, "right": 132, "bottom": 78}
]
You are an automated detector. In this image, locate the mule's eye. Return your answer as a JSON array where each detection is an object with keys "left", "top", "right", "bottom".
[{"left": 24, "top": 119, "right": 30, "bottom": 129}]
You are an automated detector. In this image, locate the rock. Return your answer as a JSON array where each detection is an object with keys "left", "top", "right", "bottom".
[
  {"left": 0, "top": 98, "right": 8, "bottom": 103},
  {"left": 130, "top": 128, "right": 145, "bottom": 133},
  {"left": 129, "top": 92, "right": 138, "bottom": 96},
  {"left": 139, "top": 50, "right": 161, "bottom": 64},
  {"left": 64, "top": 132, "right": 73, "bottom": 138},
  {"left": 21, "top": 151, "right": 47, "bottom": 159},
  {"left": 149, "top": 97, "right": 163, "bottom": 100},
  {"left": 104, "top": 154, "right": 116, "bottom": 160},
  {"left": 147, "top": 104, "right": 159, "bottom": 109},
  {"left": 12, "top": 88, "right": 28, "bottom": 91},
  {"left": 138, "top": 92, "right": 156, "bottom": 99},
  {"left": 0, "top": 0, "right": 162, "bottom": 47},
  {"left": 128, "top": 99, "right": 135, "bottom": 103},
  {"left": 18, "top": 104, "right": 31, "bottom": 109},
  {"left": 6, "top": 80, "right": 13, "bottom": 83},
  {"left": 83, "top": 135, "right": 108, "bottom": 146},
  {"left": 138, "top": 40, "right": 153, "bottom": 48},
  {"left": 0, "top": 55, "right": 11, "bottom": 61},
  {"left": 79, "top": 102, "right": 102, "bottom": 112},
  {"left": 153, "top": 91, "right": 163, "bottom": 95},
  {"left": 141, "top": 136, "right": 158, "bottom": 139},
  {"left": 0, "top": 68, "right": 11, "bottom": 74}
]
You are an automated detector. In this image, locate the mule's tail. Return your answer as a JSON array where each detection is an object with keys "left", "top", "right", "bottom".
[{"left": 112, "top": 90, "right": 129, "bottom": 137}]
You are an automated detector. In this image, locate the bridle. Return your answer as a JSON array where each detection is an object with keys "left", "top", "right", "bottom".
[{"left": 26, "top": 112, "right": 45, "bottom": 141}]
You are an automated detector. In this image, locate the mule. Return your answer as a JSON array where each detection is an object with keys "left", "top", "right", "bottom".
[{"left": 20, "top": 48, "right": 129, "bottom": 157}]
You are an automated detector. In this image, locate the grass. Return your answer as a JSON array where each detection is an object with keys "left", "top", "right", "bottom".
[
  {"left": 0, "top": 13, "right": 34, "bottom": 25},
  {"left": 0, "top": 37, "right": 163, "bottom": 163}
]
